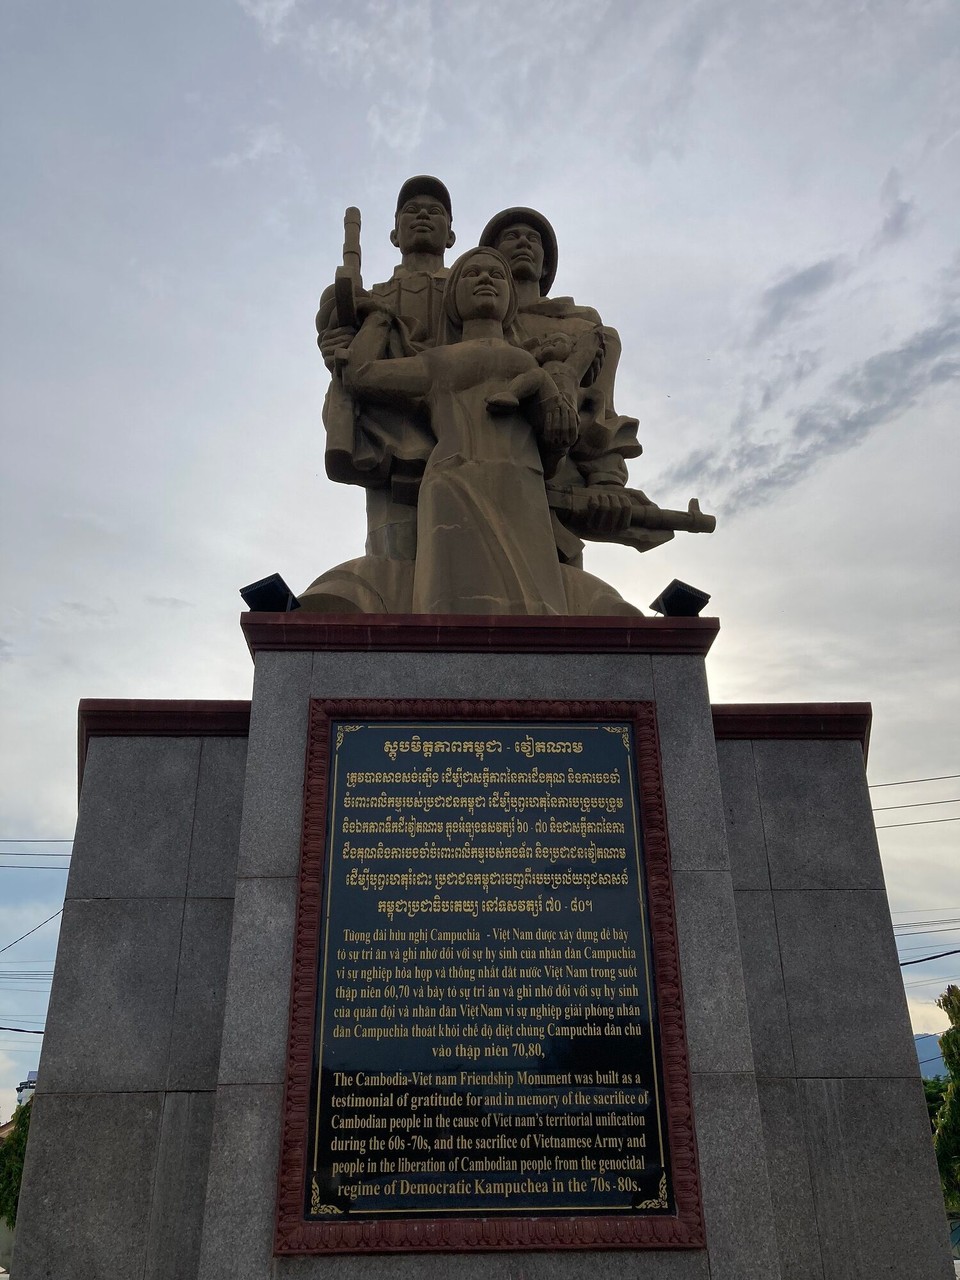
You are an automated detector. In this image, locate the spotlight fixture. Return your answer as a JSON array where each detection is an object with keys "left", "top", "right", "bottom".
[
  {"left": 649, "top": 579, "right": 711, "bottom": 617},
  {"left": 239, "top": 573, "right": 302, "bottom": 613}
]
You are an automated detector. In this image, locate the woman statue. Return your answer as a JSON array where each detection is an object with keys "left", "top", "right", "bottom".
[{"left": 340, "top": 246, "right": 579, "bottom": 615}]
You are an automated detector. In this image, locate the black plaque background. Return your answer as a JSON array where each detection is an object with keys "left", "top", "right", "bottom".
[
  {"left": 275, "top": 698, "right": 704, "bottom": 1255},
  {"left": 305, "top": 718, "right": 671, "bottom": 1220}
]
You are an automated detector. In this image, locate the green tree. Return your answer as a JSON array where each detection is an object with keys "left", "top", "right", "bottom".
[
  {"left": 933, "top": 985, "right": 960, "bottom": 1213},
  {"left": 924, "top": 1075, "right": 947, "bottom": 1129},
  {"left": 0, "top": 1098, "right": 32, "bottom": 1229}
]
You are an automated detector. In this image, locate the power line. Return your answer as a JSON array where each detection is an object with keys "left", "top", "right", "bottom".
[
  {"left": 900, "top": 948, "right": 960, "bottom": 967},
  {"left": 869, "top": 773, "right": 960, "bottom": 788},
  {"left": 0, "top": 1026, "right": 43, "bottom": 1034},
  {"left": 918, "top": 1053, "right": 945, "bottom": 1067},
  {"left": 0, "top": 852, "right": 71, "bottom": 857},
  {"left": 0, "top": 840, "right": 73, "bottom": 844},
  {"left": 875, "top": 816, "right": 960, "bottom": 830},
  {"left": 0, "top": 910, "right": 63, "bottom": 957},
  {"left": 895, "top": 925, "right": 960, "bottom": 939},
  {"left": 873, "top": 797, "right": 960, "bottom": 812},
  {"left": 0, "top": 866, "right": 70, "bottom": 871}
]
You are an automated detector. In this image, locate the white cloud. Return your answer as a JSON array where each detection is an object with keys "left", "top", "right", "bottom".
[{"left": 907, "top": 996, "right": 950, "bottom": 1036}]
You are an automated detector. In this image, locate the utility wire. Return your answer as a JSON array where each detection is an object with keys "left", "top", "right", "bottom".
[
  {"left": 0, "top": 910, "right": 63, "bottom": 957},
  {"left": 0, "top": 1026, "right": 43, "bottom": 1034},
  {"left": 869, "top": 773, "right": 960, "bottom": 788},
  {"left": 0, "top": 851, "right": 71, "bottom": 857},
  {"left": 894, "top": 924, "right": 960, "bottom": 938},
  {"left": 892, "top": 906, "right": 960, "bottom": 915},
  {"left": 0, "top": 840, "right": 73, "bottom": 844},
  {"left": 875, "top": 816, "right": 960, "bottom": 830},
  {"left": 900, "top": 948, "right": 960, "bottom": 967},
  {"left": 873, "top": 798, "right": 960, "bottom": 812}
]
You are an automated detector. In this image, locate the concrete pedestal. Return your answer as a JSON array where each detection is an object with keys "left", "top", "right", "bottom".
[{"left": 11, "top": 616, "right": 952, "bottom": 1280}]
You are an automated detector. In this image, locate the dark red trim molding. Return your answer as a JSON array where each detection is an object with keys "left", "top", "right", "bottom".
[
  {"left": 275, "top": 698, "right": 704, "bottom": 1254},
  {"left": 712, "top": 702, "right": 872, "bottom": 759},
  {"left": 241, "top": 612, "right": 719, "bottom": 657},
  {"left": 77, "top": 698, "right": 251, "bottom": 793}
]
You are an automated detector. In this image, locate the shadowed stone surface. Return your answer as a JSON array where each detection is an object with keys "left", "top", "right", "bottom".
[
  {"left": 39, "top": 896, "right": 184, "bottom": 1092},
  {"left": 774, "top": 889, "right": 917, "bottom": 1077},
  {"left": 167, "top": 897, "right": 235, "bottom": 1090},
  {"left": 68, "top": 736, "right": 201, "bottom": 899},
  {"left": 310, "top": 649, "right": 655, "bottom": 701},
  {"left": 143, "top": 1091, "right": 217, "bottom": 1280},
  {"left": 187, "top": 736, "right": 247, "bottom": 897},
  {"left": 735, "top": 889, "right": 795, "bottom": 1077},
  {"left": 753, "top": 740, "right": 883, "bottom": 890},
  {"left": 237, "top": 650, "right": 313, "bottom": 878},
  {"left": 197, "top": 1084, "right": 284, "bottom": 1280},
  {"left": 756, "top": 1077, "right": 824, "bottom": 1280},
  {"left": 13, "top": 1091, "right": 163, "bottom": 1280},
  {"left": 651, "top": 656, "right": 728, "bottom": 872},
  {"left": 716, "top": 740, "right": 768, "bottom": 889},
  {"left": 690, "top": 1072, "right": 781, "bottom": 1279},
  {"left": 673, "top": 870, "right": 753, "bottom": 1073},
  {"left": 217, "top": 876, "right": 298, "bottom": 1085},
  {"left": 277, "top": 1248, "right": 713, "bottom": 1278},
  {"left": 800, "top": 1077, "right": 954, "bottom": 1279}
]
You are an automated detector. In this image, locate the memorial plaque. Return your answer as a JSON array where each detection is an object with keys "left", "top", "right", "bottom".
[{"left": 276, "top": 699, "right": 703, "bottom": 1253}]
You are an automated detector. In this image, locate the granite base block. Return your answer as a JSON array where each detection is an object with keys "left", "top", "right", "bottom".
[
  {"left": 310, "top": 650, "right": 656, "bottom": 702},
  {"left": 187, "top": 736, "right": 248, "bottom": 896},
  {"left": 273, "top": 1247, "right": 712, "bottom": 1279},
  {"left": 143, "top": 1091, "right": 217, "bottom": 1280},
  {"left": 167, "top": 897, "right": 236, "bottom": 1090},
  {"left": 12, "top": 1091, "right": 164, "bottom": 1280},
  {"left": 69, "top": 735, "right": 201, "bottom": 899},
  {"left": 217, "top": 876, "right": 298, "bottom": 1086},
  {"left": 39, "top": 896, "right": 184, "bottom": 1093},
  {"left": 799, "top": 1076, "right": 954, "bottom": 1279},
  {"left": 197, "top": 1084, "right": 285, "bottom": 1280},
  {"left": 690, "top": 1072, "right": 781, "bottom": 1280},
  {"left": 756, "top": 1077, "right": 824, "bottom": 1280},
  {"left": 650, "top": 656, "right": 728, "bottom": 873},
  {"left": 238, "top": 650, "right": 313, "bottom": 878},
  {"left": 752, "top": 740, "right": 883, "bottom": 891},
  {"left": 672, "top": 870, "right": 754, "bottom": 1074},
  {"left": 774, "top": 890, "right": 917, "bottom": 1078},
  {"left": 734, "top": 889, "right": 796, "bottom": 1078},
  {"left": 716, "top": 740, "right": 768, "bottom": 890}
]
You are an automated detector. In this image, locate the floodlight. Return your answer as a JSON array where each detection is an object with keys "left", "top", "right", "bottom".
[
  {"left": 240, "top": 574, "right": 302, "bottom": 612},
  {"left": 649, "top": 579, "right": 711, "bottom": 617}
]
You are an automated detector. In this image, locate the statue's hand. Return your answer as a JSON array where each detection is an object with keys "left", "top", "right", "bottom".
[
  {"left": 319, "top": 324, "right": 358, "bottom": 369},
  {"left": 585, "top": 487, "right": 633, "bottom": 534},
  {"left": 540, "top": 393, "right": 578, "bottom": 450}
]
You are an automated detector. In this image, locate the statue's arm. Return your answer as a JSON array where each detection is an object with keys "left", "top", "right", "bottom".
[{"left": 341, "top": 313, "right": 430, "bottom": 405}]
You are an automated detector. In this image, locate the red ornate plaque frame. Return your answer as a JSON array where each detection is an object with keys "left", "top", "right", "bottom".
[{"left": 274, "top": 699, "right": 704, "bottom": 1254}]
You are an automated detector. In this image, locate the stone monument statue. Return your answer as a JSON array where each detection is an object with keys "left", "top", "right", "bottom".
[{"left": 299, "top": 178, "right": 714, "bottom": 616}]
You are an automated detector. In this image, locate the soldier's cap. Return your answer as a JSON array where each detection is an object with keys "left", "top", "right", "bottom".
[
  {"left": 395, "top": 175, "right": 453, "bottom": 219},
  {"left": 479, "top": 207, "right": 558, "bottom": 296}
]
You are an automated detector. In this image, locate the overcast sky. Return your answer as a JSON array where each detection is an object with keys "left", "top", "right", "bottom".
[{"left": 1, "top": 0, "right": 958, "bottom": 1119}]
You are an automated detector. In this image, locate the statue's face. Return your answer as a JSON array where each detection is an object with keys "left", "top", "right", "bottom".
[
  {"left": 495, "top": 223, "right": 545, "bottom": 284},
  {"left": 392, "top": 195, "right": 454, "bottom": 255},
  {"left": 456, "top": 253, "right": 511, "bottom": 321}
]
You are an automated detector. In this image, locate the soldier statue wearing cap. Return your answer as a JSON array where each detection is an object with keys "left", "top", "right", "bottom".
[
  {"left": 301, "top": 189, "right": 714, "bottom": 615},
  {"left": 303, "top": 177, "right": 458, "bottom": 613}
]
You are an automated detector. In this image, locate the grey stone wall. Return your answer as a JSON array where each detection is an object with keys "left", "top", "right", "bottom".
[
  {"left": 17, "top": 656, "right": 949, "bottom": 1279},
  {"left": 195, "top": 649, "right": 779, "bottom": 1280},
  {"left": 12, "top": 734, "right": 248, "bottom": 1280},
  {"left": 719, "top": 738, "right": 954, "bottom": 1279}
]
